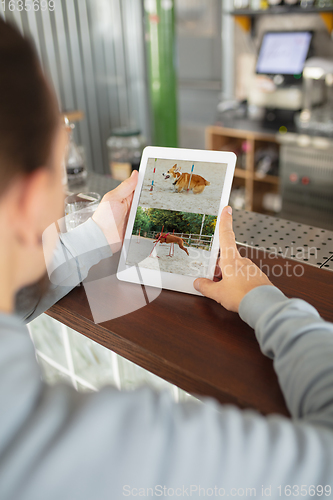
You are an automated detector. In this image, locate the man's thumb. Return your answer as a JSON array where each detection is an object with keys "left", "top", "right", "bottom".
[
  {"left": 194, "top": 278, "right": 220, "bottom": 301},
  {"left": 115, "top": 170, "right": 138, "bottom": 199}
]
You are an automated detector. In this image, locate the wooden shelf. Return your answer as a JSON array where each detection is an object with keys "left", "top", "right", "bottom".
[
  {"left": 226, "top": 7, "right": 333, "bottom": 34},
  {"left": 206, "top": 125, "right": 280, "bottom": 212},
  {"left": 227, "top": 6, "right": 333, "bottom": 15},
  {"left": 254, "top": 174, "right": 280, "bottom": 184},
  {"left": 207, "top": 124, "right": 277, "bottom": 142},
  {"left": 235, "top": 168, "right": 250, "bottom": 179}
]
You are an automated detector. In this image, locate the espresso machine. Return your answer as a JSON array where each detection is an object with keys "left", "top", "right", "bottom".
[
  {"left": 248, "top": 31, "right": 314, "bottom": 130},
  {"left": 280, "top": 58, "right": 333, "bottom": 229},
  {"left": 295, "top": 57, "right": 333, "bottom": 136}
]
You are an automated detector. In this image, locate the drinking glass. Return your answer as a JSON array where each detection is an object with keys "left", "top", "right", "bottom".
[{"left": 64, "top": 192, "right": 101, "bottom": 232}]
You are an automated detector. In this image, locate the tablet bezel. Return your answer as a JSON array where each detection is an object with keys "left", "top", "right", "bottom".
[{"left": 116, "top": 146, "right": 236, "bottom": 296}]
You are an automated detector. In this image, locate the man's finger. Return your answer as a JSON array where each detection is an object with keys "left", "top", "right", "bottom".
[
  {"left": 194, "top": 278, "right": 224, "bottom": 303},
  {"left": 213, "top": 263, "right": 222, "bottom": 281},
  {"left": 219, "top": 206, "right": 240, "bottom": 270},
  {"left": 123, "top": 191, "right": 135, "bottom": 229},
  {"left": 113, "top": 170, "right": 138, "bottom": 200}
]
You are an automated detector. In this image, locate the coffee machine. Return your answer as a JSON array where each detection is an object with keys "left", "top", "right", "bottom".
[
  {"left": 248, "top": 31, "right": 317, "bottom": 130},
  {"left": 295, "top": 57, "right": 333, "bottom": 136}
]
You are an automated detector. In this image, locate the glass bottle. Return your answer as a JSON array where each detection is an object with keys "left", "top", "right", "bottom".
[
  {"left": 65, "top": 122, "right": 87, "bottom": 185},
  {"left": 107, "top": 128, "right": 146, "bottom": 181}
]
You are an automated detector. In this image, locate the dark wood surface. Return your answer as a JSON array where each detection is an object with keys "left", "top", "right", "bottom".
[{"left": 47, "top": 247, "right": 333, "bottom": 416}]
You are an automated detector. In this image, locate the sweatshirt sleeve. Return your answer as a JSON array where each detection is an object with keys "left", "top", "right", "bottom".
[
  {"left": 239, "top": 285, "right": 333, "bottom": 430},
  {"left": 4, "top": 288, "right": 333, "bottom": 499},
  {"left": 15, "top": 218, "right": 112, "bottom": 322}
]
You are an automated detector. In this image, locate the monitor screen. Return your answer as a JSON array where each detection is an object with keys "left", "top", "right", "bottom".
[{"left": 256, "top": 31, "right": 312, "bottom": 75}]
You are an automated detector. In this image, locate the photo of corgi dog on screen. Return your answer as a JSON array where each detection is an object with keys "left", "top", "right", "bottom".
[{"left": 162, "top": 164, "right": 210, "bottom": 194}]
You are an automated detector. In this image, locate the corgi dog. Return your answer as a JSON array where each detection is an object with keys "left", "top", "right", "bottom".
[{"left": 162, "top": 164, "right": 210, "bottom": 194}]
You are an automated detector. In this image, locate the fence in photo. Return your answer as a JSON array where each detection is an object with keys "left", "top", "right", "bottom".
[{"left": 145, "top": 231, "right": 213, "bottom": 251}]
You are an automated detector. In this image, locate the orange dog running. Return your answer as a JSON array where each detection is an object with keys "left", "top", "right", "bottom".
[
  {"left": 162, "top": 164, "right": 210, "bottom": 194},
  {"left": 155, "top": 232, "right": 189, "bottom": 256}
]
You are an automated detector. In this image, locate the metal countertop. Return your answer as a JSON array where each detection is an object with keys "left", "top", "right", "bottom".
[{"left": 233, "top": 210, "right": 333, "bottom": 272}]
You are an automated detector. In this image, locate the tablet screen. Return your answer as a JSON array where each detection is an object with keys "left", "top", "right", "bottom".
[{"left": 125, "top": 158, "right": 227, "bottom": 278}]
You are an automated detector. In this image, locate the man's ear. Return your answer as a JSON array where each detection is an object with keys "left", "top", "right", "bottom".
[{"left": 11, "top": 167, "right": 50, "bottom": 247}]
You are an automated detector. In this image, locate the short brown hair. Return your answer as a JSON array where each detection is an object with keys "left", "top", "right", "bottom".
[{"left": 0, "top": 19, "right": 59, "bottom": 194}]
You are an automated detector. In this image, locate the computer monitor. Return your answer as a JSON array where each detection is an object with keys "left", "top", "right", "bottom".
[{"left": 256, "top": 31, "right": 312, "bottom": 76}]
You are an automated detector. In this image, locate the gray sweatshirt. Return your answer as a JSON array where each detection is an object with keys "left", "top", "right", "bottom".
[{"left": 1, "top": 219, "right": 333, "bottom": 500}]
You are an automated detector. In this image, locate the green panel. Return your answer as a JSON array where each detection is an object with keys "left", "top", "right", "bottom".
[{"left": 144, "top": 0, "right": 178, "bottom": 147}]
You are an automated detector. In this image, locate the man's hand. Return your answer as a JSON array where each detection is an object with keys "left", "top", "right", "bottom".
[
  {"left": 194, "top": 206, "right": 273, "bottom": 312},
  {"left": 92, "top": 170, "right": 138, "bottom": 254}
]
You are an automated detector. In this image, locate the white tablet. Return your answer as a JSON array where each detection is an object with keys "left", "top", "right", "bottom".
[{"left": 117, "top": 146, "right": 236, "bottom": 296}]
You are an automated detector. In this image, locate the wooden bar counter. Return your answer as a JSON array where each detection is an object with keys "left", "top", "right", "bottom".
[{"left": 47, "top": 244, "right": 333, "bottom": 417}]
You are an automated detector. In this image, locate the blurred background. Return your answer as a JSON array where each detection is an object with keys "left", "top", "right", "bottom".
[
  {"left": 3, "top": 0, "right": 333, "bottom": 393},
  {"left": 2, "top": 0, "right": 333, "bottom": 228}
]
